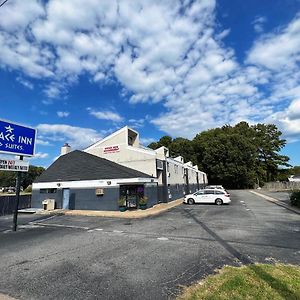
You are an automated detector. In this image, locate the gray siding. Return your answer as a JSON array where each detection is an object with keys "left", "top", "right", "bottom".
[
  {"left": 31, "top": 189, "right": 62, "bottom": 209},
  {"left": 32, "top": 185, "right": 159, "bottom": 211},
  {"left": 144, "top": 185, "right": 159, "bottom": 207},
  {"left": 69, "top": 187, "right": 119, "bottom": 211},
  {"left": 168, "top": 184, "right": 185, "bottom": 201}
]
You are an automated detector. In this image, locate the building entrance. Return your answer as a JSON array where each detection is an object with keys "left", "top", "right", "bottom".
[{"left": 120, "top": 185, "right": 144, "bottom": 209}]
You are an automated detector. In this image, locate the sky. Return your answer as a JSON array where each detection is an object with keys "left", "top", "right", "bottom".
[{"left": 0, "top": 0, "right": 300, "bottom": 167}]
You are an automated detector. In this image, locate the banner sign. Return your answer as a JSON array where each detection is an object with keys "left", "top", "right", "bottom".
[
  {"left": 0, "top": 119, "right": 36, "bottom": 156},
  {"left": 0, "top": 159, "right": 29, "bottom": 172},
  {"left": 103, "top": 145, "right": 120, "bottom": 154}
]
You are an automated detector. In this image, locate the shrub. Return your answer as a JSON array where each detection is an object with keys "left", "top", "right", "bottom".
[
  {"left": 290, "top": 190, "right": 300, "bottom": 208},
  {"left": 118, "top": 197, "right": 126, "bottom": 207},
  {"left": 139, "top": 196, "right": 148, "bottom": 205}
]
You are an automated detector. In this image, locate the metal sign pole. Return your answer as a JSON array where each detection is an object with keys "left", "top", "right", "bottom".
[{"left": 13, "top": 155, "right": 23, "bottom": 231}]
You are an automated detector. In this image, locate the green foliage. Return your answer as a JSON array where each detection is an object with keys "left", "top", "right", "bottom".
[
  {"left": 118, "top": 196, "right": 126, "bottom": 207},
  {"left": 276, "top": 166, "right": 300, "bottom": 181},
  {"left": 0, "top": 165, "right": 45, "bottom": 189},
  {"left": 138, "top": 196, "right": 148, "bottom": 205},
  {"left": 290, "top": 190, "right": 300, "bottom": 207},
  {"left": 149, "top": 122, "right": 290, "bottom": 189}
]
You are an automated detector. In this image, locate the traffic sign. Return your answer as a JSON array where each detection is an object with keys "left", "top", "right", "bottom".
[
  {"left": 0, "top": 119, "right": 36, "bottom": 157},
  {"left": 0, "top": 159, "right": 29, "bottom": 172}
]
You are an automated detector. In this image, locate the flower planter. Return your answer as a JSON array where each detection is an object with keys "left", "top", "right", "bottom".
[
  {"left": 119, "top": 206, "right": 127, "bottom": 212},
  {"left": 139, "top": 204, "right": 147, "bottom": 210}
]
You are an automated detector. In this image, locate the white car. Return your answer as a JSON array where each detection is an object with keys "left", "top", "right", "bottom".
[{"left": 184, "top": 189, "right": 231, "bottom": 205}]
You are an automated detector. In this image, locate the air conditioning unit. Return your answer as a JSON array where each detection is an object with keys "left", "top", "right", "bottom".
[{"left": 96, "top": 188, "right": 104, "bottom": 196}]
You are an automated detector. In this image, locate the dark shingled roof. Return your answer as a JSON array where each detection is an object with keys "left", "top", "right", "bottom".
[{"left": 35, "top": 150, "right": 152, "bottom": 183}]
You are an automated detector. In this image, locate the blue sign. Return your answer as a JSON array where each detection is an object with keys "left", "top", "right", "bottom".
[{"left": 0, "top": 119, "right": 37, "bottom": 157}]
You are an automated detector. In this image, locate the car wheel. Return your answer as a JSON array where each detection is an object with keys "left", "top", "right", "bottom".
[
  {"left": 187, "top": 198, "right": 195, "bottom": 205},
  {"left": 215, "top": 198, "right": 223, "bottom": 205}
]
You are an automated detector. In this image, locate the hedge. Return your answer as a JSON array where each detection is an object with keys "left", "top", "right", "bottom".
[{"left": 290, "top": 190, "right": 300, "bottom": 208}]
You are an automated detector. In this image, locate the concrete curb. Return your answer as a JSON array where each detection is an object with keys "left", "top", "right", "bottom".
[
  {"left": 250, "top": 191, "right": 300, "bottom": 215},
  {"left": 0, "top": 293, "right": 16, "bottom": 300},
  {"left": 36, "top": 198, "right": 183, "bottom": 219}
]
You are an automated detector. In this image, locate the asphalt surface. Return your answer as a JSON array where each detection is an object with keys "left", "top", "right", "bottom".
[{"left": 0, "top": 190, "right": 299, "bottom": 300}]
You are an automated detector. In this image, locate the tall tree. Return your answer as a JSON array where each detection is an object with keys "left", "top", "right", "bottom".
[{"left": 0, "top": 165, "right": 45, "bottom": 189}]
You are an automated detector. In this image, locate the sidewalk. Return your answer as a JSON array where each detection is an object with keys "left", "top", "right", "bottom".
[
  {"left": 250, "top": 190, "right": 300, "bottom": 215},
  {"left": 36, "top": 198, "right": 184, "bottom": 219}
]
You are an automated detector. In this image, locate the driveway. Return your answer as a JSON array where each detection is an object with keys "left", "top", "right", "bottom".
[{"left": 0, "top": 190, "right": 299, "bottom": 300}]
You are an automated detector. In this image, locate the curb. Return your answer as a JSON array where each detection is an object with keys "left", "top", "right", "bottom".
[
  {"left": 250, "top": 191, "right": 300, "bottom": 215},
  {"left": 35, "top": 199, "right": 183, "bottom": 219}
]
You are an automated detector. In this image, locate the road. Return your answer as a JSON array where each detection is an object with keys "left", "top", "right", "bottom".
[{"left": 0, "top": 190, "right": 299, "bottom": 300}]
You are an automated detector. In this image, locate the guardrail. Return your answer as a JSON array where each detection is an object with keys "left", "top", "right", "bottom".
[{"left": 0, "top": 194, "right": 31, "bottom": 216}]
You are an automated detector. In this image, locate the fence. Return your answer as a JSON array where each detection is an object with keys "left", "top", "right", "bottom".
[
  {"left": 0, "top": 194, "right": 31, "bottom": 216},
  {"left": 263, "top": 182, "right": 300, "bottom": 191}
]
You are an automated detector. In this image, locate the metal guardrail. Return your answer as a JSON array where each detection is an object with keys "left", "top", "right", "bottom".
[{"left": 0, "top": 194, "right": 31, "bottom": 216}]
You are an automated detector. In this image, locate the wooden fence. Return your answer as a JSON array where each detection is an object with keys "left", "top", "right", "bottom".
[
  {"left": 0, "top": 194, "right": 31, "bottom": 216},
  {"left": 263, "top": 182, "right": 300, "bottom": 191}
]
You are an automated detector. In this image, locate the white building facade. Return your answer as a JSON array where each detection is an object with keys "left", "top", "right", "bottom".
[{"left": 85, "top": 126, "right": 207, "bottom": 203}]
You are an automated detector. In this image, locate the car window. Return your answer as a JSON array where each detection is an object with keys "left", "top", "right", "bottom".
[
  {"left": 195, "top": 191, "right": 204, "bottom": 195},
  {"left": 215, "top": 190, "right": 224, "bottom": 194},
  {"left": 204, "top": 190, "right": 215, "bottom": 194}
]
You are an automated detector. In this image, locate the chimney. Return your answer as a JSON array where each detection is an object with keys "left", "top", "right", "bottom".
[{"left": 61, "top": 143, "right": 71, "bottom": 156}]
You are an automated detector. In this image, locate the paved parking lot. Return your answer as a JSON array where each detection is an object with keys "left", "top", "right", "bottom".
[{"left": 0, "top": 190, "right": 299, "bottom": 300}]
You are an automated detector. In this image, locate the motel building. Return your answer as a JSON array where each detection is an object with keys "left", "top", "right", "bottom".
[{"left": 32, "top": 126, "right": 207, "bottom": 211}]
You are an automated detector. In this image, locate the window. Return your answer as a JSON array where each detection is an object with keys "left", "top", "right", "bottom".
[
  {"left": 174, "top": 165, "right": 178, "bottom": 173},
  {"left": 40, "top": 188, "right": 57, "bottom": 194},
  {"left": 195, "top": 191, "right": 204, "bottom": 195},
  {"left": 215, "top": 190, "right": 224, "bottom": 195},
  {"left": 204, "top": 190, "right": 214, "bottom": 195}
]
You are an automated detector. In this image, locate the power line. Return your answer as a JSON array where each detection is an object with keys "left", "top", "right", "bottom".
[{"left": 0, "top": 0, "right": 9, "bottom": 8}]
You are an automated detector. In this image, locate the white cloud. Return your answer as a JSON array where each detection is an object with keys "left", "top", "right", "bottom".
[
  {"left": 87, "top": 107, "right": 123, "bottom": 122},
  {"left": 33, "top": 152, "right": 49, "bottom": 159},
  {"left": 57, "top": 111, "right": 70, "bottom": 118},
  {"left": 36, "top": 139, "right": 52, "bottom": 146},
  {"left": 16, "top": 77, "right": 34, "bottom": 90},
  {"left": 252, "top": 16, "right": 267, "bottom": 33},
  {"left": 140, "top": 137, "right": 156, "bottom": 146},
  {"left": 0, "top": 1, "right": 299, "bottom": 141},
  {"left": 247, "top": 14, "right": 300, "bottom": 70},
  {"left": 37, "top": 124, "right": 102, "bottom": 149}
]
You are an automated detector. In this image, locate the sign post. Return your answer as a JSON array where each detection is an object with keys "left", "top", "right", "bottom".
[
  {"left": 13, "top": 156, "right": 23, "bottom": 231},
  {"left": 0, "top": 119, "right": 36, "bottom": 231}
]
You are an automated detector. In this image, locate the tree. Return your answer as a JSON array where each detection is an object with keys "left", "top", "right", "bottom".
[
  {"left": 148, "top": 136, "right": 173, "bottom": 150},
  {"left": 253, "top": 124, "right": 290, "bottom": 182},
  {"left": 148, "top": 122, "right": 290, "bottom": 189},
  {"left": 0, "top": 165, "right": 45, "bottom": 189}
]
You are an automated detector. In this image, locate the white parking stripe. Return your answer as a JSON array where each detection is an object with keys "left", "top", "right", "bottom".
[{"left": 157, "top": 237, "right": 169, "bottom": 241}]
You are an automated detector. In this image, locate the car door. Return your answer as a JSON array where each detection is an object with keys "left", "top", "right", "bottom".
[
  {"left": 204, "top": 190, "right": 215, "bottom": 203},
  {"left": 194, "top": 190, "right": 205, "bottom": 203}
]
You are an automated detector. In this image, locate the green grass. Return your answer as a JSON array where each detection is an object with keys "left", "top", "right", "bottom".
[{"left": 178, "top": 264, "right": 300, "bottom": 300}]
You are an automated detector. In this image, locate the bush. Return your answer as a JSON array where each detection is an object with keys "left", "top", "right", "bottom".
[
  {"left": 290, "top": 190, "right": 300, "bottom": 207},
  {"left": 118, "top": 197, "right": 126, "bottom": 207}
]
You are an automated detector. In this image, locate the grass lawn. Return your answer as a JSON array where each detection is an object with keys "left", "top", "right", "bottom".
[{"left": 178, "top": 264, "right": 300, "bottom": 300}]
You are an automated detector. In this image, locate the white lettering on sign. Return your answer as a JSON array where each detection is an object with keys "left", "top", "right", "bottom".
[
  {"left": 103, "top": 145, "right": 120, "bottom": 154},
  {"left": 0, "top": 159, "right": 29, "bottom": 172}
]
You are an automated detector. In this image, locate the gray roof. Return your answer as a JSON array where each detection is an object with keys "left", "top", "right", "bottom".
[{"left": 35, "top": 150, "right": 152, "bottom": 183}]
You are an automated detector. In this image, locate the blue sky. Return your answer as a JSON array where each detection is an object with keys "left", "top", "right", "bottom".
[{"left": 0, "top": 0, "right": 300, "bottom": 167}]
